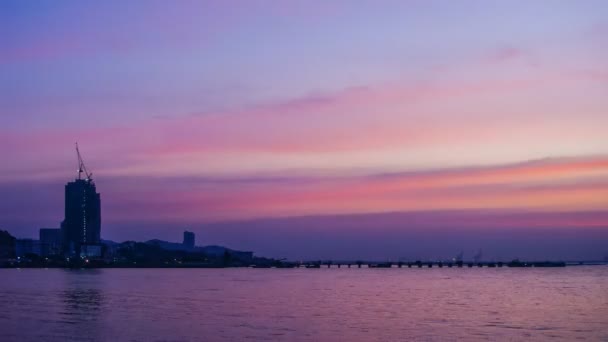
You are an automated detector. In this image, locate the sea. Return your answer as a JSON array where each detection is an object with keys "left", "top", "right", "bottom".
[{"left": 0, "top": 267, "right": 607, "bottom": 341}]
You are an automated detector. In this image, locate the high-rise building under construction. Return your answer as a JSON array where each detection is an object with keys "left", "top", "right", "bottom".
[{"left": 61, "top": 144, "right": 101, "bottom": 257}]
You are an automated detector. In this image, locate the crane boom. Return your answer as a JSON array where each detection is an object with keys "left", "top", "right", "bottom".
[{"left": 75, "top": 143, "right": 93, "bottom": 181}]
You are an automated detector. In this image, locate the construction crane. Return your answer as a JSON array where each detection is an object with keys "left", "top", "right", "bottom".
[
  {"left": 473, "top": 249, "right": 483, "bottom": 263},
  {"left": 454, "top": 251, "right": 464, "bottom": 263},
  {"left": 75, "top": 143, "right": 93, "bottom": 182}
]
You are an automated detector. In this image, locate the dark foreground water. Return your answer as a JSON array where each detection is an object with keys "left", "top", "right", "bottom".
[{"left": 1, "top": 267, "right": 607, "bottom": 341}]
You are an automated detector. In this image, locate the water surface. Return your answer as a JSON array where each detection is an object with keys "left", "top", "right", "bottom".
[{"left": 1, "top": 267, "right": 607, "bottom": 341}]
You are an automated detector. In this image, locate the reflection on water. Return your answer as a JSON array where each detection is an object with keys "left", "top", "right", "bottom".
[
  {"left": 0, "top": 267, "right": 607, "bottom": 341},
  {"left": 60, "top": 270, "right": 105, "bottom": 316},
  {"left": 60, "top": 288, "right": 103, "bottom": 319},
  {"left": 54, "top": 270, "right": 106, "bottom": 340}
]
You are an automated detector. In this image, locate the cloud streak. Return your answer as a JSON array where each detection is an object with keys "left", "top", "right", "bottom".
[
  {"left": 38, "top": 156, "right": 606, "bottom": 223},
  {"left": 2, "top": 61, "right": 607, "bottom": 183}
]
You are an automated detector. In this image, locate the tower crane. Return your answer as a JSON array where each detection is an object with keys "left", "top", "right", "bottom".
[{"left": 75, "top": 143, "right": 93, "bottom": 182}]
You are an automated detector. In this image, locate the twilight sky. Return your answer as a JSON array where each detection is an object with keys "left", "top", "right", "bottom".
[{"left": 1, "top": 1, "right": 607, "bottom": 260}]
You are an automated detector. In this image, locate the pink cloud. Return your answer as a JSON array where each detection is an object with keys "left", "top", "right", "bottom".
[
  {"left": 1, "top": 60, "right": 607, "bottom": 182},
  {"left": 93, "top": 156, "right": 608, "bottom": 222}
]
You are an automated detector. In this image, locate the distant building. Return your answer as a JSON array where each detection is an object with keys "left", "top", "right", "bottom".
[
  {"left": 146, "top": 239, "right": 188, "bottom": 251},
  {"left": 15, "top": 239, "right": 41, "bottom": 257},
  {"left": 183, "top": 231, "right": 195, "bottom": 249},
  {"left": 61, "top": 145, "right": 102, "bottom": 257},
  {"left": 39, "top": 228, "right": 62, "bottom": 256},
  {"left": 81, "top": 245, "right": 102, "bottom": 258}
]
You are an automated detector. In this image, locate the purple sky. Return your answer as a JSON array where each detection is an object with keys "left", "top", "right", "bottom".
[{"left": 1, "top": 1, "right": 607, "bottom": 260}]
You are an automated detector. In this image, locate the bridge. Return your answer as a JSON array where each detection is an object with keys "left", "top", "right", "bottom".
[{"left": 293, "top": 260, "right": 566, "bottom": 268}]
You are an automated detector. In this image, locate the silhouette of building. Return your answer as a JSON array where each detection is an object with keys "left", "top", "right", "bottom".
[
  {"left": 15, "top": 239, "right": 41, "bottom": 257},
  {"left": 61, "top": 145, "right": 101, "bottom": 257},
  {"left": 183, "top": 231, "right": 195, "bottom": 250},
  {"left": 61, "top": 179, "right": 101, "bottom": 257},
  {"left": 39, "top": 228, "right": 62, "bottom": 256}
]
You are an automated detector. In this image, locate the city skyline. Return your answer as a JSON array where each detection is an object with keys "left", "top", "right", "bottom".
[{"left": 1, "top": 1, "right": 607, "bottom": 260}]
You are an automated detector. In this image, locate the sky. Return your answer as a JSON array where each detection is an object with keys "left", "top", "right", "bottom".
[{"left": 1, "top": 1, "right": 607, "bottom": 260}]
